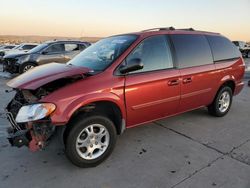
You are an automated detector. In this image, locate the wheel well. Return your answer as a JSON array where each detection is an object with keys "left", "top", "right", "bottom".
[
  {"left": 221, "top": 80, "right": 235, "bottom": 94},
  {"left": 22, "top": 61, "right": 38, "bottom": 66},
  {"left": 63, "top": 101, "right": 124, "bottom": 144},
  {"left": 19, "top": 62, "right": 38, "bottom": 72}
]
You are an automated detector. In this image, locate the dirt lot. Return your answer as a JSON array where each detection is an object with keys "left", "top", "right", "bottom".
[{"left": 0, "top": 59, "right": 250, "bottom": 188}]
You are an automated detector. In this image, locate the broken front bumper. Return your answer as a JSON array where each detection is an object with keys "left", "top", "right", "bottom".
[
  {"left": 2, "top": 59, "right": 19, "bottom": 73},
  {"left": 6, "top": 110, "right": 55, "bottom": 151}
]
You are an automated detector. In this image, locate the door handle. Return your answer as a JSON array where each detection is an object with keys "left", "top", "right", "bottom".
[
  {"left": 168, "top": 79, "right": 180, "bottom": 86},
  {"left": 183, "top": 77, "right": 192, "bottom": 84}
]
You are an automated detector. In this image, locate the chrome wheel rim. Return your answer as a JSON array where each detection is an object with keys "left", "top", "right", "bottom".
[
  {"left": 76, "top": 124, "right": 110, "bottom": 160},
  {"left": 218, "top": 91, "right": 230, "bottom": 113},
  {"left": 23, "top": 65, "right": 34, "bottom": 72}
]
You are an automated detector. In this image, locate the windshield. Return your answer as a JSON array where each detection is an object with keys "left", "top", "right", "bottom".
[
  {"left": 29, "top": 43, "right": 48, "bottom": 53},
  {"left": 67, "top": 35, "right": 138, "bottom": 71}
]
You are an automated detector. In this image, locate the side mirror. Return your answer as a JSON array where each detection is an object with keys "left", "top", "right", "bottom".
[{"left": 119, "top": 58, "right": 143, "bottom": 74}]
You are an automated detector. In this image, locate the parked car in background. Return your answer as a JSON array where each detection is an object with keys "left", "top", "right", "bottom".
[
  {"left": 0, "top": 43, "right": 37, "bottom": 63},
  {"left": 7, "top": 43, "right": 38, "bottom": 53},
  {"left": 5, "top": 27, "right": 245, "bottom": 167},
  {"left": 232, "top": 41, "right": 250, "bottom": 58},
  {"left": 0, "top": 44, "right": 16, "bottom": 50},
  {"left": 0, "top": 44, "right": 17, "bottom": 57},
  {"left": 0, "top": 44, "right": 7, "bottom": 49},
  {"left": 3, "top": 40, "right": 90, "bottom": 73}
]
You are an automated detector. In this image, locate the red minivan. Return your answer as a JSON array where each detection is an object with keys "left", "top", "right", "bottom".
[{"left": 5, "top": 27, "right": 245, "bottom": 167}]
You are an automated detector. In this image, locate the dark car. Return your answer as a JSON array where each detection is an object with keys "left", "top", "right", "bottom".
[
  {"left": 0, "top": 43, "right": 37, "bottom": 63},
  {"left": 3, "top": 40, "right": 90, "bottom": 74},
  {"left": 5, "top": 27, "right": 244, "bottom": 167}
]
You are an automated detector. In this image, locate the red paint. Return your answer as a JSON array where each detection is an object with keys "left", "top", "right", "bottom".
[
  {"left": 8, "top": 30, "right": 245, "bottom": 130},
  {"left": 7, "top": 63, "right": 90, "bottom": 90}
]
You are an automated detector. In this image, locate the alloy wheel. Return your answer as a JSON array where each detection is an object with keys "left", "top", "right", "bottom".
[
  {"left": 23, "top": 65, "right": 34, "bottom": 72},
  {"left": 76, "top": 124, "right": 110, "bottom": 160},
  {"left": 218, "top": 91, "right": 231, "bottom": 113}
]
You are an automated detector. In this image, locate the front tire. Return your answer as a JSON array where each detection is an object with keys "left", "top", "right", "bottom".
[
  {"left": 208, "top": 86, "right": 233, "bottom": 117},
  {"left": 20, "top": 62, "right": 36, "bottom": 73},
  {"left": 65, "top": 115, "right": 117, "bottom": 168}
]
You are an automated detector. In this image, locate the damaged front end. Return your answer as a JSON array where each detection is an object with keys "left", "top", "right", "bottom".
[
  {"left": 5, "top": 63, "right": 92, "bottom": 151},
  {"left": 6, "top": 89, "right": 55, "bottom": 151}
]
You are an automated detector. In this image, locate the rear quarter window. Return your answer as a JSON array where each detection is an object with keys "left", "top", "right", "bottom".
[
  {"left": 171, "top": 34, "right": 213, "bottom": 68},
  {"left": 206, "top": 35, "right": 241, "bottom": 62}
]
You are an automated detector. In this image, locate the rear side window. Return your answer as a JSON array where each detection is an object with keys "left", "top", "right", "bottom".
[
  {"left": 171, "top": 34, "right": 213, "bottom": 68},
  {"left": 206, "top": 36, "right": 241, "bottom": 62},
  {"left": 126, "top": 35, "right": 173, "bottom": 73}
]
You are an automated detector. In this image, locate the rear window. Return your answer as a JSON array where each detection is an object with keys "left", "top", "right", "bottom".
[
  {"left": 206, "top": 36, "right": 241, "bottom": 62},
  {"left": 171, "top": 34, "right": 213, "bottom": 68}
]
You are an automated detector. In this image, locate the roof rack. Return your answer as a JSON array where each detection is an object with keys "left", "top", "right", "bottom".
[
  {"left": 178, "top": 28, "right": 195, "bottom": 31},
  {"left": 141, "top": 27, "right": 198, "bottom": 32},
  {"left": 141, "top": 27, "right": 175, "bottom": 32}
]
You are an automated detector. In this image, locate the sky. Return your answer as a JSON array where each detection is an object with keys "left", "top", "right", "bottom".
[{"left": 0, "top": 0, "right": 249, "bottom": 41}]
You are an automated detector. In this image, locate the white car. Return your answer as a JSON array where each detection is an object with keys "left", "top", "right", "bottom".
[
  {"left": 4, "top": 43, "right": 38, "bottom": 55},
  {"left": 0, "top": 45, "right": 17, "bottom": 62}
]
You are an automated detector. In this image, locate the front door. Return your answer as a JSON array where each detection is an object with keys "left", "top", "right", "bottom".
[
  {"left": 124, "top": 35, "right": 181, "bottom": 127},
  {"left": 38, "top": 43, "right": 66, "bottom": 65}
]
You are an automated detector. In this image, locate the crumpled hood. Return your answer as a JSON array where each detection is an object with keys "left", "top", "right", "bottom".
[
  {"left": 7, "top": 63, "right": 91, "bottom": 90},
  {"left": 4, "top": 51, "right": 28, "bottom": 58}
]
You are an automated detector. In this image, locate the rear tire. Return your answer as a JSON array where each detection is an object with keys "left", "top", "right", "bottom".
[
  {"left": 20, "top": 62, "right": 36, "bottom": 73},
  {"left": 65, "top": 115, "right": 117, "bottom": 168},
  {"left": 208, "top": 86, "right": 233, "bottom": 117}
]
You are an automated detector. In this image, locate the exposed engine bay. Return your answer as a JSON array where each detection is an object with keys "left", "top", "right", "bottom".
[
  {"left": 6, "top": 75, "right": 84, "bottom": 151},
  {"left": 6, "top": 89, "right": 54, "bottom": 151}
]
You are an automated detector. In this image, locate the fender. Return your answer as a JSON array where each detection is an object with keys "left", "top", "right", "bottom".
[
  {"left": 21, "top": 61, "right": 38, "bottom": 66},
  {"left": 215, "top": 75, "right": 236, "bottom": 95},
  {"left": 220, "top": 75, "right": 236, "bottom": 84},
  {"left": 50, "top": 92, "right": 126, "bottom": 125}
]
